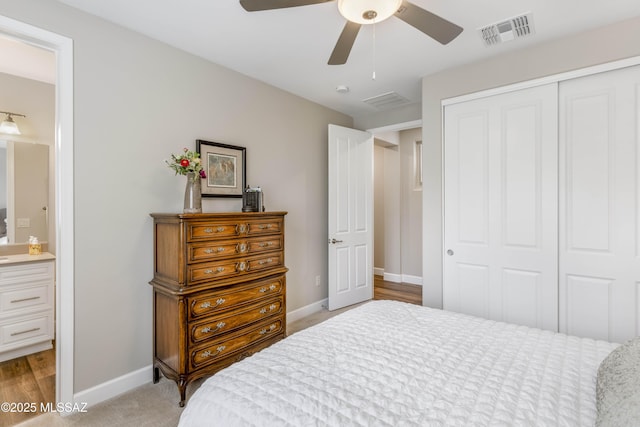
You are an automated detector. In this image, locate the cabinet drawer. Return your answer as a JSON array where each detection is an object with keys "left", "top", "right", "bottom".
[
  {"left": 0, "top": 261, "right": 54, "bottom": 287},
  {"left": 190, "top": 297, "right": 283, "bottom": 344},
  {"left": 188, "top": 235, "right": 283, "bottom": 263},
  {"left": 186, "top": 218, "right": 283, "bottom": 242},
  {"left": 0, "top": 313, "right": 52, "bottom": 347},
  {"left": 190, "top": 318, "right": 283, "bottom": 369},
  {"left": 189, "top": 275, "right": 285, "bottom": 320},
  {"left": 0, "top": 284, "right": 51, "bottom": 316},
  {"left": 188, "top": 252, "right": 283, "bottom": 284}
]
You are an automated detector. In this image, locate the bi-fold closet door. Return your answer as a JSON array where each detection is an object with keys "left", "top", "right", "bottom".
[{"left": 444, "top": 64, "right": 640, "bottom": 343}]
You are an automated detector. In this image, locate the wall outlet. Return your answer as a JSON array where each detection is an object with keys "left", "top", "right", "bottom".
[{"left": 315, "top": 275, "right": 321, "bottom": 287}]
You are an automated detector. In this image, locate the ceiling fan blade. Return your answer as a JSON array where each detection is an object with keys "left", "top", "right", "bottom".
[
  {"left": 394, "top": 1, "right": 463, "bottom": 45},
  {"left": 328, "top": 21, "right": 361, "bottom": 65},
  {"left": 240, "top": 0, "right": 333, "bottom": 12}
]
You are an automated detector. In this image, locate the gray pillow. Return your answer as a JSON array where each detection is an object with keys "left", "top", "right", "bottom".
[{"left": 596, "top": 337, "right": 640, "bottom": 426}]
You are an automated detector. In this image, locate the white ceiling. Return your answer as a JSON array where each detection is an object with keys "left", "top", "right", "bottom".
[{"left": 20, "top": 1, "right": 640, "bottom": 117}]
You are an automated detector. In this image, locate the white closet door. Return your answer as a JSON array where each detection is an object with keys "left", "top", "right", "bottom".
[
  {"left": 444, "top": 84, "right": 558, "bottom": 331},
  {"left": 559, "top": 65, "right": 640, "bottom": 343}
]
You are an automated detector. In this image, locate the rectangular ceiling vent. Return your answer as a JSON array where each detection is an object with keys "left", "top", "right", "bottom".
[
  {"left": 479, "top": 12, "right": 534, "bottom": 47},
  {"left": 362, "top": 91, "right": 411, "bottom": 110}
]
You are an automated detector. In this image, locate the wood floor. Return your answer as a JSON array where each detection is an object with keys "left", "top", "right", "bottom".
[
  {"left": 0, "top": 348, "right": 55, "bottom": 427},
  {"left": 373, "top": 275, "right": 422, "bottom": 305}
]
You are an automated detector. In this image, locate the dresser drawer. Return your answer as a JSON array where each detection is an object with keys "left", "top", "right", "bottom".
[
  {"left": 190, "top": 318, "right": 283, "bottom": 369},
  {"left": 188, "top": 252, "right": 283, "bottom": 284},
  {"left": 188, "top": 235, "right": 283, "bottom": 263},
  {"left": 186, "top": 217, "right": 283, "bottom": 242},
  {"left": 190, "top": 297, "right": 283, "bottom": 345},
  {"left": 189, "top": 275, "right": 285, "bottom": 320}
]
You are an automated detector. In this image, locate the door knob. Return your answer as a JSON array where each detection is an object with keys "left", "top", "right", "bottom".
[
  {"left": 447, "top": 249, "right": 454, "bottom": 256},
  {"left": 329, "top": 238, "right": 343, "bottom": 244}
]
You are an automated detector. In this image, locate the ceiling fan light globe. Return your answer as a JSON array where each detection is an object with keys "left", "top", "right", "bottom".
[{"left": 337, "top": 0, "right": 402, "bottom": 25}]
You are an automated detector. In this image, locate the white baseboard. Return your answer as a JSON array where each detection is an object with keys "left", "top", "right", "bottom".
[
  {"left": 287, "top": 298, "right": 328, "bottom": 324},
  {"left": 380, "top": 271, "right": 423, "bottom": 286},
  {"left": 74, "top": 364, "right": 152, "bottom": 409},
  {"left": 373, "top": 267, "right": 384, "bottom": 276},
  {"left": 402, "top": 275, "right": 423, "bottom": 286}
]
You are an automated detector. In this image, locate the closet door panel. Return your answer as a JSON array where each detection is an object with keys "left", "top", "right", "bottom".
[
  {"left": 565, "top": 91, "right": 613, "bottom": 252},
  {"left": 560, "top": 65, "right": 640, "bottom": 343},
  {"left": 444, "top": 83, "right": 558, "bottom": 331}
]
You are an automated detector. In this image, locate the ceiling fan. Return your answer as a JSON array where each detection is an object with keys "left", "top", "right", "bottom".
[{"left": 239, "top": 0, "right": 463, "bottom": 65}]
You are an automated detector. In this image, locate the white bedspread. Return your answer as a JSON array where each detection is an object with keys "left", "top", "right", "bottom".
[{"left": 178, "top": 300, "right": 618, "bottom": 426}]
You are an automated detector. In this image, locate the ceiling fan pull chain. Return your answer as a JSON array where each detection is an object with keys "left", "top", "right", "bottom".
[{"left": 372, "top": 19, "right": 376, "bottom": 80}]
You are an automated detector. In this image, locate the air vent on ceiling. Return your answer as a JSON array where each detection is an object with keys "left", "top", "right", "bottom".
[
  {"left": 479, "top": 13, "right": 534, "bottom": 47},
  {"left": 362, "top": 91, "right": 411, "bottom": 110}
]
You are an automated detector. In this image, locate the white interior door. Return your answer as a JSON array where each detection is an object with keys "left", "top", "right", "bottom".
[
  {"left": 443, "top": 84, "right": 559, "bottom": 331},
  {"left": 328, "top": 124, "right": 373, "bottom": 311},
  {"left": 559, "top": 65, "right": 640, "bottom": 343}
]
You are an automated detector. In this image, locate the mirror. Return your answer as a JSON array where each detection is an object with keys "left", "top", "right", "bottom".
[{"left": 0, "top": 139, "right": 49, "bottom": 245}]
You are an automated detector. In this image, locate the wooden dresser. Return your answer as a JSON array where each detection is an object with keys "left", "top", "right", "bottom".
[{"left": 149, "top": 212, "right": 287, "bottom": 406}]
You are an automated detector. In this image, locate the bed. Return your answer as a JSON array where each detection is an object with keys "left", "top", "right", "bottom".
[{"left": 178, "top": 300, "right": 636, "bottom": 426}]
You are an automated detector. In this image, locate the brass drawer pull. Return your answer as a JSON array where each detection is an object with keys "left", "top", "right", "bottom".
[
  {"left": 11, "top": 327, "right": 41, "bottom": 337},
  {"left": 200, "top": 298, "right": 225, "bottom": 309},
  {"left": 259, "top": 324, "right": 277, "bottom": 335},
  {"left": 201, "top": 321, "right": 226, "bottom": 334},
  {"left": 203, "top": 247, "right": 225, "bottom": 254},
  {"left": 203, "top": 226, "right": 225, "bottom": 234},
  {"left": 204, "top": 267, "right": 225, "bottom": 274},
  {"left": 236, "top": 243, "right": 247, "bottom": 253},
  {"left": 258, "top": 242, "right": 274, "bottom": 248},
  {"left": 236, "top": 262, "right": 247, "bottom": 272},
  {"left": 259, "top": 284, "right": 277, "bottom": 293},
  {"left": 201, "top": 345, "right": 226, "bottom": 359},
  {"left": 10, "top": 296, "right": 41, "bottom": 304},
  {"left": 236, "top": 224, "right": 247, "bottom": 234},
  {"left": 257, "top": 224, "right": 273, "bottom": 230},
  {"left": 259, "top": 304, "right": 278, "bottom": 314},
  {"left": 258, "top": 258, "right": 273, "bottom": 265}
]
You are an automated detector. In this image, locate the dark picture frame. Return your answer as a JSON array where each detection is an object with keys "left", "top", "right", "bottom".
[{"left": 196, "top": 139, "right": 246, "bottom": 198}]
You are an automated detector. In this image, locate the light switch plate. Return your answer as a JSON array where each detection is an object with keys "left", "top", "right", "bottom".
[{"left": 16, "top": 218, "right": 30, "bottom": 228}]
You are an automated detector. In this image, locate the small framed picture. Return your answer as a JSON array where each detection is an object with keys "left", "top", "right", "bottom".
[{"left": 196, "top": 139, "right": 246, "bottom": 198}]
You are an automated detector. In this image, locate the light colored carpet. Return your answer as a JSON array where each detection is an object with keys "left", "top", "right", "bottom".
[{"left": 14, "top": 303, "right": 361, "bottom": 427}]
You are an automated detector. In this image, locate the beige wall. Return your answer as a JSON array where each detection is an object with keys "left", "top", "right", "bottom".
[
  {"left": 422, "top": 15, "right": 640, "bottom": 308},
  {"left": 0, "top": 0, "right": 352, "bottom": 393}
]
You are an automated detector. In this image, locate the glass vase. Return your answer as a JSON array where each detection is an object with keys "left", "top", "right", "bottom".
[{"left": 183, "top": 172, "right": 202, "bottom": 214}]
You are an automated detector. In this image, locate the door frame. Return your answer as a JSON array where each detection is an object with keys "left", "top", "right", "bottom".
[{"left": 0, "top": 15, "right": 75, "bottom": 408}]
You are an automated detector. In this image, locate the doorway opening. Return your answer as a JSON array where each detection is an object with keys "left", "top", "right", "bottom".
[
  {"left": 0, "top": 13, "right": 75, "bottom": 417},
  {"left": 369, "top": 120, "right": 423, "bottom": 302}
]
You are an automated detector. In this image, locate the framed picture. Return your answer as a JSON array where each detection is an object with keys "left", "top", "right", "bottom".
[{"left": 196, "top": 139, "right": 246, "bottom": 198}]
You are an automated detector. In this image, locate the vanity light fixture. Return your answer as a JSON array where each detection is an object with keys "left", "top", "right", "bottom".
[{"left": 0, "top": 111, "right": 26, "bottom": 135}]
